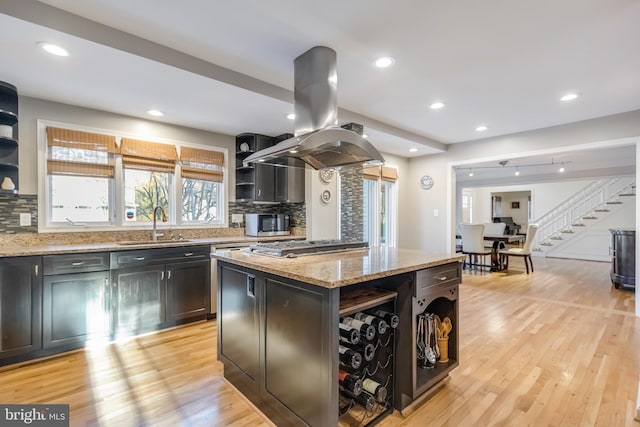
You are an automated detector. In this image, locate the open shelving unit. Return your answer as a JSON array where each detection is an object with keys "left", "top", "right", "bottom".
[
  {"left": 0, "top": 81, "right": 18, "bottom": 194},
  {"left": 339, "top": 287, "right": 397, "bottom": 427}
]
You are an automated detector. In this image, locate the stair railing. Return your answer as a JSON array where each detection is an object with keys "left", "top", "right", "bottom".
[{"left": 534, "top": 178, "right": 634, "bottom": 250}]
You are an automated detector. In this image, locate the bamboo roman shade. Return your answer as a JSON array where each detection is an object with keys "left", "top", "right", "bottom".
[
  {"left": 179, "top": 146, "right": 225, "bottom": 182},
  {"left": 362, "top": 165, "right": 399, "bottom": 182},
  {"left": 362, "top": 166, "right": 381, "bottom": 180},
  {"left": 46, "top": 127, "right": 117, "bottom": 177},
  {"left": 120, "top": 138, "right": 177, "bottom": 173},
  {"left": 381, "top": 166, "right": 398, "bottom": 182}
]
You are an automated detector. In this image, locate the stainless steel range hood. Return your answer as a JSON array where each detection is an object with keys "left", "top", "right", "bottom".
[{"left": 244, "top": 46, "right": 385, "bottom": 170}]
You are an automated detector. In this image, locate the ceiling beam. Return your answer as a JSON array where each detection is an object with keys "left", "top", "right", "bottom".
[{"left": 1, "top": 0, "right": 446, "bottom": 152}]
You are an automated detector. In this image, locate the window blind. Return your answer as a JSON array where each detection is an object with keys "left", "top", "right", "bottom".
[
  {"left": 120, "top": 138, "right": 177, "bottom": 173},
  {"left": 180, "top": 146, "right": 225, "bottom": 182},
  {"left": 381, "top": 166, "right": 399, "bottom": 182},
  {"left": 46, "top": 127, "right": 117, "bottom": 177},
  {"left": 362, "top": 166, "right": 381, "bottom": 180}
]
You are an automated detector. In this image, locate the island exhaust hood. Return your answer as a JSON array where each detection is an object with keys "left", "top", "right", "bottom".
[{"left": 244, "top": 46, "right": 385, "bottom": 170}]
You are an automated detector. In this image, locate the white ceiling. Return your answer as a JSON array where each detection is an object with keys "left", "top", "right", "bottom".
[{"left": 1, "top": 0, "right": 639, "bottom": 164}]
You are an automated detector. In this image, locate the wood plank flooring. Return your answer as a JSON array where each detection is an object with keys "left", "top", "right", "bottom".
[{"left": 0, "top": 257, "right": 637, "bottom": 426}]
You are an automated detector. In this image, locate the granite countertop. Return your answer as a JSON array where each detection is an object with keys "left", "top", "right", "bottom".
[
  {"left": 0, "top": 235, "right": 304, "bottom": 257},
  {"left": 213, "top": 247, "right": 465, "bottom": 288}
]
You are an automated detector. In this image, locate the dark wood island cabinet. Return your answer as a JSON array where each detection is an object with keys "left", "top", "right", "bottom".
[{"left": 214, "top": 247, "right": 464, "bottom": 426}]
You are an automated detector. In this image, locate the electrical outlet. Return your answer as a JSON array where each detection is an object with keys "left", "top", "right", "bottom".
[
  {"left": 231, "top": 214, "right": 244, "bottom": 223},
  {"left": 20, "top": 213, "right": 31, "bottom": 226}
]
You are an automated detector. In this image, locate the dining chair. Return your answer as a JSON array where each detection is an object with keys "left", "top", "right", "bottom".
[
  {"left": 498, "top": 223, "right": 539, "bottom": 273},
  {"left": 460, "top": 224, "right": 492, "bottom": 271},
  {"left": 483, "top": 222, "right": 506, "bottom": 249}
]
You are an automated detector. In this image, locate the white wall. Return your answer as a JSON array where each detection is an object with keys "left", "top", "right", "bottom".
[
  {"left": 18, "top": 96, "right": 235, "bottom": 196},
  {"left": 403, "top": 110, "right": 640, "bottom": 253},
  {"left": 305, "top": 168, "right": 339, "bottom": 240}
]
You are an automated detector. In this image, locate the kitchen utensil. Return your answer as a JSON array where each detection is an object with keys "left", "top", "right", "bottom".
[
  {"left": 431, "top": 315, "right": 440, "bottom": 359},
  {"left": 416, "top": 316, "right": 426, "bottom": 361},
  {"left": 425, "top": 315, "right": 436, "bottom": 365},
  {"left": 442, "top": 317, "right": 452, "bottom": 338}
]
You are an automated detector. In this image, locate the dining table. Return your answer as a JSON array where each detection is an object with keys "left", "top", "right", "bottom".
[{"left": 457, "top": 233, "right": 525, "bottom": 271}]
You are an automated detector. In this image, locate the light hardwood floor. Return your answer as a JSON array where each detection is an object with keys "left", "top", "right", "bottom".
[{"left": 0, "top": 257, "right": 637, "bottom": 426}]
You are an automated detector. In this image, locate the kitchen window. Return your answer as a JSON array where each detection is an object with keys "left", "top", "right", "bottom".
[
  {"left": 40, "top": 122, "right": 227, "bottom": 230},
  {"left": 363, "top": 166, "right": 398, "bottom": 247}
]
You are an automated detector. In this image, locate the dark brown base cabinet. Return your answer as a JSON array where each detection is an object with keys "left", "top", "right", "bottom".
[
  {"left": 167, "top": 259, "right": 210, "bottom": 322},
  {"left": 43, "top": 271, "right": 110, "bottom": 349},
  {"left": 218, "top": 260, "right": 462, "bottom": 427},
  {"left": 0, "top": 246, "right": 210, "bottom": 366},
  {"left": 0, "top": 257, "right": 41, "bottom": 360},
  {"left": 111, "top": 264, "right": 167, "bottom": 338}
]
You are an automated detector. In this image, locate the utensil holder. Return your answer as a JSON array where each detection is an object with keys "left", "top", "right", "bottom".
[{"left": 437, "top": 337, "right": 449, "bottom": 363}]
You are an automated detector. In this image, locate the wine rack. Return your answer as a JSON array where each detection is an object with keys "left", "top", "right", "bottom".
[{"left": 338, "top": 287, "right": 397, "bottom": 427}]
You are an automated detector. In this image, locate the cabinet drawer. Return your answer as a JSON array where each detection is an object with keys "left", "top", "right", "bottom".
[
  {"left": 43, "top": 252, "right": 110, "bottom": 275},
  {"left": 415, "top": 263, "right": 461, "bottom": 296},
  {"left": 111, "top": 246, "right": 210, "bottom": 269}
]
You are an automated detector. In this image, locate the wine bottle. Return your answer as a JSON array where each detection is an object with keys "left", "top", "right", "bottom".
[
  {"left": 339, "top": 345, "right": 362, "bottom": 369},
  {"left": 339, "top": 322, "right": 360, "bottom": 344},
  {"left": 339, "top": 370, "right": 362, "bottom": 396},
  {"left": 354, "top": 312, "right": 388, "bottom": 335},
  {"left": 342, "top": 341, "right": 376, "bottom": 361},
  {"left": 362, "top": 378, "right": 387, "bottom": 403},
  {"left": 371, "top": 309, "right": 399, "bottom": 329},
  {"left": 341, "top": 316, "right": 376, "bottom": 341},
  {"left": 341, "top": 389, "right": 375, "bottom": 411}
]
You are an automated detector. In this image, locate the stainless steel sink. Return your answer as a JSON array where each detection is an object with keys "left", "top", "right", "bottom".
[{"left": 116, "top": 239, "right": 193, "bottom": 246}]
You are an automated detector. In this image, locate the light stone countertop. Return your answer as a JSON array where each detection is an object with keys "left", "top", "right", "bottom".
[
  {"left": 0, "top": 235, "right": 304, "bottom": 257},
  {"left": 213, "top": 247, "right": 465, "bottom": 288}
]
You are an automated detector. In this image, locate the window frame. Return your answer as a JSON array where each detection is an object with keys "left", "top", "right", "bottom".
[{"left": 37, "top": 119, "right": 228, "bottom": 232}]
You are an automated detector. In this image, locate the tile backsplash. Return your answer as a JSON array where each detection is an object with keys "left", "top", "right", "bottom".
[{"left": 0, "top": 194, "right": 38, "bottom": 234}]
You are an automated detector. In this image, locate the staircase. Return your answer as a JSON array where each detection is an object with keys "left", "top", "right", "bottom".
[{"left": 533, "top": 177, "right": 635, "bottom": 254}]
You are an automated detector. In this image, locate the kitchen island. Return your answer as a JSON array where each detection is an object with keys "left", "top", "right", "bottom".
[{"left": 213, "top": 246, "right": 465, "bottom": 426}]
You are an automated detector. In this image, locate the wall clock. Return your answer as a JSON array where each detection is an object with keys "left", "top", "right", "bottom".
[
  {"left": 420, "top": 175, "right": 434, "bottom": 190},
  {"left": 319, "top": 168, "right": 335, "bottom": 184}
]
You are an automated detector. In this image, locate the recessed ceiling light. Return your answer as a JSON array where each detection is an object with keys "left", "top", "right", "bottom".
[
  {"left": 560, "top": 93, "right": 579, "bottom": 102},
  {"left": 37, "top": 42, "right": 69, "bottom": 57},
  {"left": 146, "top": 109, "right": 164, "bottom": 117},
  {"left": 374, "top": 57, "right": 395, "bottom": 68},
  {"left": 286, "top": 113, "right": 295, "bottom": 120},
  {"left": 476, "top": 125, "right": 488, "bottom": 132},
  {"left": 558, "top": 166, "right": 565, "bottom": 173},
  {"left": 289, "top": 150, "right": 298, "bottom": 154},
  {"left": 430, "top": 102, "right": 445, "bottom": 110},
  {"left": 409, "top": 148, "right": 418, "bottom": 153},
  {"left": 514, "top": 169, "right": 520, "bottom": 176},
  {"left": 468, "top": 170, "right": 474, "bottom": 177}
]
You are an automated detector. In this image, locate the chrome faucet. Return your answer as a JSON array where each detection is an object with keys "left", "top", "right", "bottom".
[{"left": 152, "top": 205, "right": 168, "bottom": 241}]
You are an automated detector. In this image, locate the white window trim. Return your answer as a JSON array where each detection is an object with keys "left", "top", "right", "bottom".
[{"left": 37, "top": 119, "right": 229, "bottom": 232}]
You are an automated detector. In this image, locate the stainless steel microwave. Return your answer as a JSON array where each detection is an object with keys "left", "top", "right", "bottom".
[{"left": 245, "top": 213, "right": 290, "bottom": 237}]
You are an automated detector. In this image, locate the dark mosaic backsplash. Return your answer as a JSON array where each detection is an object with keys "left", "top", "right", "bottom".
[
  {"left": 339, "top": 170, "right": 364, "bottom": 240},
  {"left": 229, "top": 202, "right": 306, "bottom": 228},
  {"left": 0, "top": 194, "right": 38, "bottom": 234}
]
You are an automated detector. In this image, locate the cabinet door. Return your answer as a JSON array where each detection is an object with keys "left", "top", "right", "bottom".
[
  {"left": 166, "top": 259, "right": 210, "bottom": 323},
  {"left": 0, "top": 257, "right": 41, "bottom": 359},
  {"left": 42, "top": 271, "right": 110, "bottom": 349},
  {"left": 219, "top": 265, "right": 258, "bottom": 381},
  {"left": 112, "top": 265, "right": 166, "bottom": 338},
  {"left": 254, "top": 163, "right": 275, "bottom": 202}
]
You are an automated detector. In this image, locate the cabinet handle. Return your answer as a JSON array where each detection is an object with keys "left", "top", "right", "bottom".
[
  {"left": 72, "top": 261, "right": 85, "bottom": 266},
  {"left": 161, "top": 271, "right": 164, "bottom": 280},
  {"left": 435, "top": 276, "right": 448, "bottom": 281},
  {"left": 247, "top": 275, "right": 255, "bottom": 298},
  {"left": 168, "top": 271, "right": 171, "bottom": 280},
  {"left": 184, "top": 252, "right": 194, "bottom": 257},
  {"left": 257, "top": 189, "right": 261, "bottom": 197},
  {"left": 135, "top": 257, "right": 145, "bottom": 261},
  {"left": 34, "top": 264, "right": 39, "bottom": 276}
]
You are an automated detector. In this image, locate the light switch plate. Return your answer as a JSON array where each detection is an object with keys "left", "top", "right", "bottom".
[
  {"left": 20, "top": 213, "right": 31, "bottom": 226},
  {"left": 231, "top": 214, "right": 244, "bottom": 223},
  {"left": 433, "top": 209, "right": 439, "bottom": 217}
]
